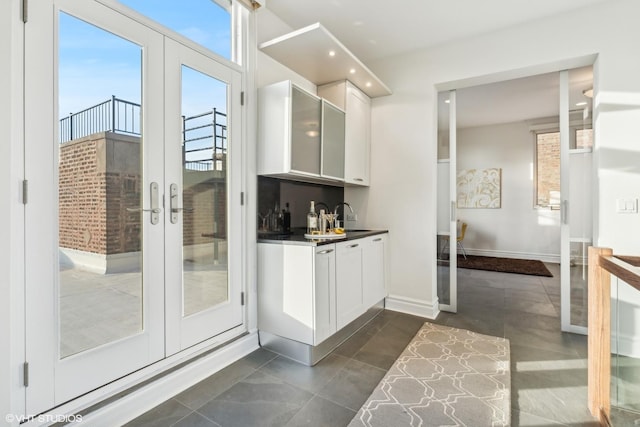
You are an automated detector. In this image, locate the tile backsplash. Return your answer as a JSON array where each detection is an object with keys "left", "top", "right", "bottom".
[{"left": 258, "top": 177, "right": 344, "bottom": 229}]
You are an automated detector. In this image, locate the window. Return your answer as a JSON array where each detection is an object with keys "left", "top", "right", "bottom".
[
  {"left": 535, "top": 131, "right": 560, "bottom": 208},
  {"left": 575, "top": 128, "right": 593, "bottom": 149},
  {"left": 118, "top": 0, "right": 233, "bottom": 61},
  {"left": 535, "top": 127, "right": 593, "bottom": 208}
]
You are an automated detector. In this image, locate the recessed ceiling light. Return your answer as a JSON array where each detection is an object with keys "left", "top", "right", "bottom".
[
  {"left": 444, "top": 99, "right": 450, "bottom": 104},
  {"left": 349, "top": 68, "right": 356, "bottom": 74},
  {"left": 306, "top": 130, "right": 319, "bottom": 138},
  {"left": 576, "top": 101, "right": 588, "bottom": 106},
  {"left": 365, "top": 82, "right": 372, "bottom": 87},
  {"left": 328, "top": 50, "right": 336, "bottom": 57}
]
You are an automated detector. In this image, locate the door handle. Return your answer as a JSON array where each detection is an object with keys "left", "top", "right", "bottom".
[
  {"left": 169, "top": 183, "right": 193, "bottom": 224},
  {"left": 561, "top": 200, "right": 568, "bottom": 225},
  {"left": 126, "top": 182, "right": 160, "bottom": 225}
]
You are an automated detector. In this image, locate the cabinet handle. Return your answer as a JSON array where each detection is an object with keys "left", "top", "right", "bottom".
[
  {"left": 373, "top": 238, "right": 382, "bottom": 242},
  {"left": 317, "top": 249, "right": 334, "bottom": 254},
  {"left": 353, "top": 178, "right": 364, "bottom": 182},
  {"left": 348, "top": 243, "right": 359, "bottom": 248}
]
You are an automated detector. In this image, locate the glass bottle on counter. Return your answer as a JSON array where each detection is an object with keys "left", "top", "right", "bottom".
[
  {"left": 307, "top": 201, "right": 318, "bottom": 234},
  {"left": 282, "top": 202, "right": 291, "bottom": 232}
]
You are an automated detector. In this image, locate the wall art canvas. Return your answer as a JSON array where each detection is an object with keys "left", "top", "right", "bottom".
[{"left": 457, "top": 168, "right": 502, "bottom": 208}]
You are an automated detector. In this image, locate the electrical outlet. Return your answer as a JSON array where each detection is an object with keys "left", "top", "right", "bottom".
[{"left": 346, "top": 213, "right": 358, "bottom": 221}]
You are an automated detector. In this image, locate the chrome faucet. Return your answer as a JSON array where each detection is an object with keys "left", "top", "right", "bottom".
[
  {"left": 315, "top": 202, "right": 330, "bottom": 213},
  {"left": 334, "top": 202, "right": 354, "bottom": 216}
]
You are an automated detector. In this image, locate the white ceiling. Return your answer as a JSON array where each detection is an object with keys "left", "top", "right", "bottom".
[
  {"left": 439, "top": 66, "right": 593, "bottom": 129},
  {"left": 263, "top": 0, "right": 612, "bottom": 63},
  {"left": 262, "top": 0, "right": 601, "bottom": 127}
]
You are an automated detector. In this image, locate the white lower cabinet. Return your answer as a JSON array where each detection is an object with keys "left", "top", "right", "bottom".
[
  {"left": 336, "top": 240, "right": 365, "bottom": 330},
  {"left": 257, "top": 233, "right": 388, "bottom": 348},
  {"left": 257, "top": 243, "right": 336, "bottom": 346},
  {"left": 363, "top": 234, "right": 388, "bottom": 308},
  {"left": 314, "top": 245, "right": 337, "bottom": 344}
]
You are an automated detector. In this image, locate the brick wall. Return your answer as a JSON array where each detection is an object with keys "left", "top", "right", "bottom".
[
  {"left": 182, "top": 171, "right": 227, "bottom": 246},
  {"left": 59, "top": 132, "right": 141, "bottom": 255},
  {"left": 59, "top": 132, "right": 225, "bottom": 256},
  {"left": 536, "top": 132, "right": 560, "bottom": 206}
]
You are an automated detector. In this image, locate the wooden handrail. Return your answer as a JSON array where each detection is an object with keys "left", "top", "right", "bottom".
[{"left": 588, "top": 247, "right": 640, "bottom": 426}]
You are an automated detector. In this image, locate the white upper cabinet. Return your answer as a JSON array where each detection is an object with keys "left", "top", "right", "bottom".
[
  {"left": 321, "top": 100, "right": 345, "bottom": 181},
  {"left": 290, "top": 85, "right": 322, "bottom": 176},
  {"left": 258, "top": 80, "right": 345, "bottom": 185},
  {"left": 319, "top": 81, "right": 371, "bottom": 186}
]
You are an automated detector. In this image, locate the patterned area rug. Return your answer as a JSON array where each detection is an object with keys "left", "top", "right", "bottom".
[{"left": 348, "top": 322, "right": 511, "bottom": 427}]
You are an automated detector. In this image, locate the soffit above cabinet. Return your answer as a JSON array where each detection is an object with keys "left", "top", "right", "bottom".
[{"left": 259, "top": 23, "right": 392, "bottom": 98}]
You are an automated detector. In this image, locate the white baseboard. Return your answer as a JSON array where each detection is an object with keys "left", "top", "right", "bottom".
[
  {"left": 59, "top": 248, "right": 141, "bottom": 274},
  {"left": 385, "top": 295, "right": 440, "bottom": 319},
  {"left": 30, "top": 332, "right": 259, "bottom": 427},
  {"left": 464, "top": 248, "right": 560, "bottom": 264},
  {"left": 612, "top": 332, "right": 640, "bottom": 359}
]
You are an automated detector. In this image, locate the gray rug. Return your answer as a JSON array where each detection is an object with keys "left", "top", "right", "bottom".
[{"left": 348, "top": 322, "right": 511, "bottom": 427}]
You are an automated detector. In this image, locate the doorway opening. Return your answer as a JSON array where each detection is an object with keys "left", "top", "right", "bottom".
[{"left": 436, "top": 65, "right": 594, "bottom": 336}]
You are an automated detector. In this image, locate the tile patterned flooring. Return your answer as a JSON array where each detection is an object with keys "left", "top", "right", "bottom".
[{"left": 126, "top": 264, "right": 601, "bottom": 426}]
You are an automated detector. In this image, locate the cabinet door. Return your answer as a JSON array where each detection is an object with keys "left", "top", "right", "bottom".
[
  {"left": 363, "top": 234, "right": 387, "bottom": 307},
  {"left": 291, "top": 86, "right": 322, "bottom": 176},
  {"left": 314, "top": 245, "right": 336, "bottom": 345},
  {"left": 336, "top": 241, "right": 364, "bottom": 330},
  {"left": 321, "top": 100, "right": 345, "bottom": 180},
  {"left": 344, "top": 84, "right": 371, "bottom": 185}
]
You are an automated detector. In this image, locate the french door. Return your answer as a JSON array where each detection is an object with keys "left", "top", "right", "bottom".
[{"left": 25, "top": 0, "right": 243, "bottom": 414}]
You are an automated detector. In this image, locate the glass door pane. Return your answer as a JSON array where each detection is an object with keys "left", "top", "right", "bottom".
[
  {"left": 58, "top": 11, "right": 144, "bottom": 358},
  {"left": 291, "top": 87, "right": 322, "bottom": 175},
  {"left": 180, "top": 65, "right": 229, "bottom": 317},
  {"left": 560, "top": 66, "right": 593, "bottom": 333},
  {"left": 437, "top": 90, "right": 457, "bottom": 312}
]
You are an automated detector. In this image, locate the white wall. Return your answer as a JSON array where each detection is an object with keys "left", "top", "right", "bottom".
[
  {"left": 456, "top": 121, "right": 561, "bottom": 262},
  {"left": 347, "top": 0, "right": 640, "bottom": 314}
]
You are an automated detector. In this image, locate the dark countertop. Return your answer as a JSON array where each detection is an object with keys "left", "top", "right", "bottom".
[{"left": 257, "top": 229, "right": 388, "bottom": 246}]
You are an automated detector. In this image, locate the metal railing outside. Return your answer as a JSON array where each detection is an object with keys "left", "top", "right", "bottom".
[
  {"left": 182, "top": 108, "right": 227, "bottom": 172},
  {"left": 59, "top": 95, "right": 141, "bottom": 143},
  {"left": 59, "top": 97, "right": 228, "bottom": 172}
]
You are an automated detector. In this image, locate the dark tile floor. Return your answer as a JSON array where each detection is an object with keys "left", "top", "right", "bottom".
[{"left": 126, "top": 264, "right": 601, "bottom": 427}]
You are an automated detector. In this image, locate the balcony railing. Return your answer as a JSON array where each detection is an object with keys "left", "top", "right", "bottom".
[
  {"left": 59, "top": 97, "right": 227, "bottom": 171},
  {"left": 182, "top": 108, "right": 227, "bottom": 172},
  {"left": 59, "top": 95, "right": 141, "bottom": 143}
]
